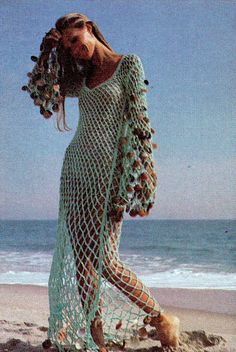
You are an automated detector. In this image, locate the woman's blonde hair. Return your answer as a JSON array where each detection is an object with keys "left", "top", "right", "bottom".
[
  {"left": 23, "top": 13, "right": 114, "bottom": 132},
  {"left": 54, "top": 13, "right": 113, "bottom": 131}
]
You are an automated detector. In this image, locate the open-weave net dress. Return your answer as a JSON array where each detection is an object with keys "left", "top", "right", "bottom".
[{"left": 47, "top": 53, "right": 163, "bottom": 351}]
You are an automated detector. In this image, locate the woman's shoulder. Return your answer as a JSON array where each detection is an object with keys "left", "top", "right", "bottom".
[
  {"left": 123, "top": 53, "right": 142, "bottom": 64},
  {"left": 122, "top": 53, "right": 143, "bottom": 74}
]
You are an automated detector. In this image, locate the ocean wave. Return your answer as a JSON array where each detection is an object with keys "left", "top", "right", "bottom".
[{"left": 0, "top": 267, "right": 235, "bottom": 290}]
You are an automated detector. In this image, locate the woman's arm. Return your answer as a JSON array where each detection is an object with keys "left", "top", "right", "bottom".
[{"left": 121, "top": 54, "right": 158, "bottom": 217}]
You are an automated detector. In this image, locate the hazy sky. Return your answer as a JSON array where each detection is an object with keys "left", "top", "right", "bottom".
[{"left": 1, "top": 0, "right": 235, "bottom": 220}]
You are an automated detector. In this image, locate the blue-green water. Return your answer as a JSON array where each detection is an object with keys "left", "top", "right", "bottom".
[{"left": 0, "top": 219, "right": 235, "bottom": 289}]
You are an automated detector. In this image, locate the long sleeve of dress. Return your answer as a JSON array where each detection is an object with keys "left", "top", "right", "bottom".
[{"left": 117, "top": 54, "right": 158, "bottom": 217}]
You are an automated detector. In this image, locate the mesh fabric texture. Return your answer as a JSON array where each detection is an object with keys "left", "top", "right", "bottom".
[{"left": 47, "top": 53, "right": 163, "bottom": 352}]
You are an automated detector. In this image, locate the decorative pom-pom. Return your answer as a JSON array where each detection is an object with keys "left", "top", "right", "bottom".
[
  {"left": 138, "top": 326, "right": 148, "bottom": 338},
  {"left": 115, "top": 320, "right": 122, "bottom": 330},
  {"left": 133, "top": 128, "right": 146, "bottom": 140},
  {"left": 42, "top": 110, "right": 53, "bottom": 119},
  {"left": 143, "top": 315, "right": 152, "bottom": 325},
  {"left": 129, "top": 209, "right": 138, "bottom": 217},
  {"left": 130, "top": 94, "right": 138, "bottom": 102},
  {"left": 132, "top": 159, "right": 142, "bottom": 169},
  {"left": 31, "top": 55, "right": 38, "bottom": 62},
  {"left": 151, "top": 127, "right": 155, "bottom": 134},
  {"left": 52, "top": 104, "right": 59, "bottom": 112},
  {"left": 21, "top": 85, "right": 29, "bottom": 91},
  {"left": 33, "top": 98, "right": 42, "bottom": 106},
  {"left": 138, "top": 209, "right": 147, "bottom": 217},
  {"left": 152, "top": 143, "right": 158, "bottom": 149},
  {"left": 147, "top": 203, "right": 154, "bottom": 211},
  {"left": 126, "top": 185, "right": 134, "bottom": 193},
  {"left": 42, "top": 339, "right": 52, "bottom": 349},
  {"left": 30, "top": 92, "right": 37, "bottom": 99},
  {"left": 139, "top": 173, "right": 149, "bottom": 181},
  {"left": 43, "top": 92, "right": 52, "bottom": 100},
  {"left": 134, "top": 184, "right": 143, "bottom": 192}
]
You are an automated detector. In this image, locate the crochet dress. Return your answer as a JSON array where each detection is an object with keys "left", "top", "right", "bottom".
[{"left": 47, "top": 53, "right": 161, "bottom": 351}]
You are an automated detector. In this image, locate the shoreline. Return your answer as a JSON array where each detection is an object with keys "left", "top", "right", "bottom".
[{"left": 1, "top": 283, "right": 235, "bottom": 314}]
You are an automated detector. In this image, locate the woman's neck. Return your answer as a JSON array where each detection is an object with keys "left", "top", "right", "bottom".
[{"left": 90, "top": 42, "right": 121, "bottom": 70}]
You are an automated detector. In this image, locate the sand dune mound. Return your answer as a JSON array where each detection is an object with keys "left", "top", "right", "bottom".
[{"left": 124, "top": 328, "right": 228, "bottom": 352}]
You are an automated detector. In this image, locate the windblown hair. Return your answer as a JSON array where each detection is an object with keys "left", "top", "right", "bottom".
[{"left": 24, "top": 13, "right": 114, "bottom": 132}]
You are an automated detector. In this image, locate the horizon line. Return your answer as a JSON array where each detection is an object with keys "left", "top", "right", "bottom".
[{"left": 0, "top": 218, "right": 235, "bottom": 221}]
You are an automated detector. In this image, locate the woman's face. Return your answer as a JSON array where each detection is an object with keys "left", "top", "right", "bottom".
[{"left": 61, "top": 24, "right": 95, "bottom": 60}]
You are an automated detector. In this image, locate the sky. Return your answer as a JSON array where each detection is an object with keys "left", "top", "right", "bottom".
[{"left": 0, "top": 0, "right": 235, "bottom": 220}]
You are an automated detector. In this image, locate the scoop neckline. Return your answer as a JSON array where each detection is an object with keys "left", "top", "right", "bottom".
[{"left": 82, "top": 55, "right": 126, "bottom": 91}]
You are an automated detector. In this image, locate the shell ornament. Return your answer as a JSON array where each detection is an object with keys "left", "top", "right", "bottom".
[
  {"left": 114, "top": 67, "right": 158, "bottom": 219},
  {"left": 21, "top": 48, "right": 62, "bottom": 119}
]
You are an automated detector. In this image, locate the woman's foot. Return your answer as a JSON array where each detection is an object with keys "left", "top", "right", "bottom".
[
  {"left": 145, "top": 312, "right": 180, "bottom": 348},
  {"left": 90, "top": 316, "right": 108, "bottom": 351}
]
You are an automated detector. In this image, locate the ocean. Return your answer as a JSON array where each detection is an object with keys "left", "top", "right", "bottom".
[{"left": 0, "top": 219, "right": 235, "bottom": 289}]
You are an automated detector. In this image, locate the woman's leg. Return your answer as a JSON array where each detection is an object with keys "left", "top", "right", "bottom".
[
  {"left": 102, "top": 168, "right": 162, "bottom": 317},
  {"left": 102, "top": 229, "right": 162, "bottom": 316},
  {"left": 101, "top": 219, "right": 180, "bottom": 349},
  {"left": 63, "top": 170, "right": 122, "bottom": 351},
  {"left": 65, "top": 202, "right": 107, "bottom": 350}
]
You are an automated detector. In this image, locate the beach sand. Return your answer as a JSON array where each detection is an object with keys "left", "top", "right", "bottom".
[{"left": 0, "top": 284, "right": 235, "bottom": 351}]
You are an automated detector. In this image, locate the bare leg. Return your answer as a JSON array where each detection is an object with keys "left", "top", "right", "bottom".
[
  {"left": 102, "top": 224, "right": 180, "bottom": 348},
  {"left": 102, "top": 241, "right": 161, "bottom": 316},
  {"left": 65, "top": 196, "right": 108, "bottom": 351},
  {"left": 100, "top": 164, "right": 162, "bottom": 316}
]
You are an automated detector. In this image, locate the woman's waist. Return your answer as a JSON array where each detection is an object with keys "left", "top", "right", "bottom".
[{"left": 66, "top": 140, "right": 116, "bottom": 156}]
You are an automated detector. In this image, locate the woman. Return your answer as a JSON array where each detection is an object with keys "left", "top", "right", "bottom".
[{"left": 23, "top": 13, "right": 180, "bottom": 352}]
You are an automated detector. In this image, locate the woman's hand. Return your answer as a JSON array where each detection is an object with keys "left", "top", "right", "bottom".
[
  {"left": 38, "top": 28, "right": 62, "bottom": 67},
  {"left": 40, "top": 28, "right": 62, "bottom": 53}
]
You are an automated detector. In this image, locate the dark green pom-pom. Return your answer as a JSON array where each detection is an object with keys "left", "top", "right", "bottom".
[
  {"left": 31, "top": 55, "right": 38, "bottom": 62},
  {"left": 21, "top": 85, "right": 29, "bottom": 91},
  {"left": 40, "top": 106, "right": 45, "bottom": 115},
  {"left": 52, "top": 104, "right": 59, "bottom": 112},
  {"left": 30, "top": 92, "right": 37, "bottom": 99}
]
